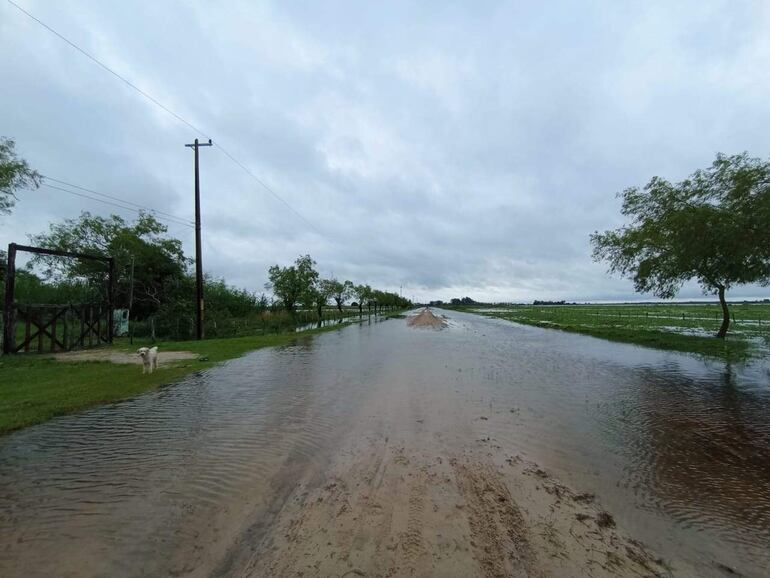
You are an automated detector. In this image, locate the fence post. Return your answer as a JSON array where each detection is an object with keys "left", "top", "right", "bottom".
[
  {"left": 24, "top": 306, "right": 31, "bottom": 353},
  {"left": 50, "top": 310, "right": 57, "bottom": 353},
  {"left": 37, "top": 310, "right": 44, "bottom": 352},
  {"left": 2, "top": 243, "right": 17, "bottom": 354},
  {"left": 79, "top": 306, "right": 85, "bottom": 348},
  {"left": 63, "top": 307, "right": 69, "bottom": 350},
  {"left": 96, "top": 305, "right": 102, "bottom": 345}
]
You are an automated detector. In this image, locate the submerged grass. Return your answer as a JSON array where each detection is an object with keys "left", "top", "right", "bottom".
[
  {"left": 455, "top": 304, "right": 767, "bottom": 361},
  {"left": 0, "top": 320, "right": 359, "bottom": 435}
]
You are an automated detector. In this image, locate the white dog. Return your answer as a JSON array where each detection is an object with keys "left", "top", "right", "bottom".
[{"left": 137, "top": 346, "right": 159, "bottom": 374}]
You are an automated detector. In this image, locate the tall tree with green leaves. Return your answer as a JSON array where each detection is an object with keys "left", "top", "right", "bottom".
[
  {"left": 1, "top": 138, "right": 41, "bottom": 284},
  {"left": 1, "top": 137, "right": 41, "bottom": 215},
  {"left": 353, "top": 284, "right": 372, "bottom": 314},
  {"left": 324, "top": 278, "right": 354, "bottom": 313},
  {"left": 308, "top": 278, "right": 337, "bottom": 320},
  {"left": 30, "top": 211, "right": 189, "bottom": 318},
  {"left": 266, "top": 254, "right": 319, "bottom": 313},
  {"left": 591, "top": 153, "right": 770, "bottom": 338}
]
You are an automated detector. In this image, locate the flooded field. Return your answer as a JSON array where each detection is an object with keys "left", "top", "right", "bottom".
[
  {"left": 1, "top": 310, "right": 769, "bottom": 577},
  {"left": 471, "top": 303, "right": 770, "bottom": 354}
]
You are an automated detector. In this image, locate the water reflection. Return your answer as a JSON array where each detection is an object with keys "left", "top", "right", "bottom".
[
  {"left": 620, "top": 364, "right": 770, "bottom": 543},
  {"left": 294, "top": 313, "right": 365, "bottom": 332},
  {"left": 442, "top": 310, "right": 770, "bottom": 575}
]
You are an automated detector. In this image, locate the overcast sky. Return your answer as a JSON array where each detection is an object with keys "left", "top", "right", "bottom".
[{"left": 2, "top": 0, "right": 768, "bottom": 303}]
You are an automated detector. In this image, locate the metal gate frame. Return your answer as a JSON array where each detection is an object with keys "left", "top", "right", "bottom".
[{"left": 3, "top": 243, "right": 114, "bottom": 354}]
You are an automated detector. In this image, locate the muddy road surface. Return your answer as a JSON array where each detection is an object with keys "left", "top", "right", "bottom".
[{"left": 1, "top": 310, "right": 768, "bottom": 577}]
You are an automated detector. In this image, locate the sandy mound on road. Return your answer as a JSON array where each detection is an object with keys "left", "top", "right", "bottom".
[
  {"left": 407, "top": 308, "right": 448, "bottom": 329},
  {"left": 51, "top": 349, "right": 198, "bottom": 365}
]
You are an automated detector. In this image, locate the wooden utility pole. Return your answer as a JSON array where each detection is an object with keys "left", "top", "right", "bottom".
[{"left": 185, "top": 138, "right": 212, "bottom": 340}]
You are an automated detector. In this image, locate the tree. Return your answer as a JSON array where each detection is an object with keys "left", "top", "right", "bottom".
[
  {"left": 324, "top": 279, "right": 354, "bottom": 313},
  {"left": 353, "top": 284, "right": 372, "bottom": 314},
  {"left": 266, "top": 254, "right": 318, "bottom": 313},
  {"left": 205, "top": 277, "right": 265, "bottom": 318},
  {"left": 309, "top": 278, "right": 336, "bottom": 320},
  {"left": 371, "top": 289, "right": 387, "bottom": 313},
  {"left": 30, "top": 211, "right": 189, "bottom": 319},
  {"left": 1, "top": 137, "right": 41, "bottom": 215},
  {"left": 591, "top": 153, "right": 770, "bottom": 338}
]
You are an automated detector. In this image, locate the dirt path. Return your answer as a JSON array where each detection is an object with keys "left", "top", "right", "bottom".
[
  {"left": 229, "top": 365, "right": 680, "bottom": 578},
  {"left": 407, "top": 308, "right": 448, "bottom": 329},
  {"left": 50, "top": 349, "right": 197, "bottom": 365}
]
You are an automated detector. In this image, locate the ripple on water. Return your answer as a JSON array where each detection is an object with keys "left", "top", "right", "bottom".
[
  {"left": 0, "top": 335, "right": 379, "bottom": 576},
  {"left": 449, "top": 310, "right": 770, "bottom": 574},
  {"left": 1, "top": 313, "right": 770, "bottom": 577}
]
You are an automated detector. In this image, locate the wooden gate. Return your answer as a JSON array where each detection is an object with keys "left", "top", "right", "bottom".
[
  {"left": 3, "top": 243, "right": 114, "bottom": 354},
  {"left": 8, "top": 303, "right": 111, "bottom": 354}
]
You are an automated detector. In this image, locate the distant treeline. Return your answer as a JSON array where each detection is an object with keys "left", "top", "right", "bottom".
[
  {"left": 428, "top": 297, "right": 477, "bottom": 307},
  {"left": 433, "top": 297, "right": 575, "bottom": 307}
]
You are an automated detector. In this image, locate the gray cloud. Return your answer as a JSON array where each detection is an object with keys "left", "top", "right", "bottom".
[{"left": 2, "top": 0, "right": 769, "bottom": 303}]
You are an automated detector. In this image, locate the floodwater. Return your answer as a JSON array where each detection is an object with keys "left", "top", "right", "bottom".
[{"left": 1, "top": 309, "right": 769, "bottom": 577}]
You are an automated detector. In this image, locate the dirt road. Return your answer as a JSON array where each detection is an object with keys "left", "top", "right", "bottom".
[
  {"left": 8, "top": 310, "right": 752, "bottom": 577},
  {"left": 407, "top": 308, "right": 448, "bottom": 329},
  {"left": 230, "top": 361, "right": 677, "bottom": 577}
]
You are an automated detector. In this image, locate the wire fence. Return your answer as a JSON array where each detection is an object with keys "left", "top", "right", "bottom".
[{"left": 126, "top": 307, "right": 378, "bottom": 342}]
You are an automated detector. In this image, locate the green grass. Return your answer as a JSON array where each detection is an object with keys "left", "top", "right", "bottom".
[
  {"left": 0, "top": 321, "right": 358, "bottom": 435},
  {"left": 454, "top": 303, "right": 770, "bottom": 361}
]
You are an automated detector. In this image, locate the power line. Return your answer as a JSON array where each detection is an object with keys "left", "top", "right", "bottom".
[
  {"left": 41, "top": 183, "right": 195, "bottom": 229},
  {"left": 43, "top": 175, "right": 194, "bottom": 225},
  {"left": 6, "top": 0, "right": 207, "bottom": 138},
  {"left": 7, "top": 0, "right": 321, "bottom": 235},
  {"left": 43, "top": 182, "right": 195, "bottom": 228},
  {"left": 214, "top": 144, "right": 321, "bottom": 233}
]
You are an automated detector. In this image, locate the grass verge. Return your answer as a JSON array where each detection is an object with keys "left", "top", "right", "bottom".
[
  {"left": 0, "top": 321, "right": 356, "bottom": 435},
  {"left": 457, "top": 309, "right": 754, "bottom": 361}
]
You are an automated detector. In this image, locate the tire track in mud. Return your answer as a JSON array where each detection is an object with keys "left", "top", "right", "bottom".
[
  {"left": 452, "top": 459, "right": 541, "bottom": 578},
  {"left": 211, "top": 451, "right": 326, "bottom": 578},
  {"left": 401, "top": 473, "right": 426, "bottom": 575}
]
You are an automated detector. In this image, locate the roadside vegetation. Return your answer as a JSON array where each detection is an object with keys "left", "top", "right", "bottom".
[
  {"left": 1, "top": 213, "right": 409, "bottom": 343},
  {"left": 451, "top": 302, "right": 770, "bottom": 360}
]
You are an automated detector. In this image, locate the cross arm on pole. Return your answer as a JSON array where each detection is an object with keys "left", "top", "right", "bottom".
[{"left": 185, "top": 139, "right": 213, "bottom": 148}]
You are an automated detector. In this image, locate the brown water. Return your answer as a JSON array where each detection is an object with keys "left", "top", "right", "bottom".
[{"left": 1, "top": 310, "right": 768, "bottom": 577}]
